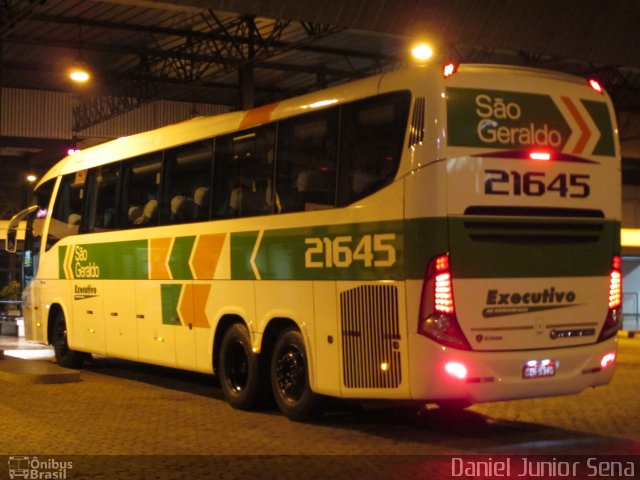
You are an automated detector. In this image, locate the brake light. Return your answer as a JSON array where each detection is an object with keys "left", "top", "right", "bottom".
[
  {"left": 529, "top": 151, "right": 551, "bottom": 161},
  {"left": 600, "top": 352, "right": 616, "bottom": 369},
  {"left": 588, "top": 79, "right": 604, "bottom": 94},
  {"left": 599, "top": 255, "right": 622, "bottom": 341},
  {"left": 609, "top": 258, "right": 622, "bottom": 310},
  {"left": 444, "top": 361, "right": 467, "bottom": 380},
  {"left": 418, "top": 254, "right": 470, "bottom": 350},
  {"left": 443, "top": 63, "right": 457, "bottom": 78}
]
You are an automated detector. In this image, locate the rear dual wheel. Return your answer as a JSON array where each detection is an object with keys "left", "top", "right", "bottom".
[
  {"left": 219, "top": 323, "right": 322, "bottom": 421},
  {"left": 218, "top": 323, "right": 269, "bottom": 410},
  {"left": 270, "top": 328, "right": 323, "bottom": 422}
]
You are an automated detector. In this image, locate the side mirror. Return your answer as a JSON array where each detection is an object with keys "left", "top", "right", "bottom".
[{"left": 4, "top": 205, "right": 38, "bottom": 253}]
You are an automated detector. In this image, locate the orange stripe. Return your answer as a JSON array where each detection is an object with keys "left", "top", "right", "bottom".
[
  {"left": 192, "top": 284, "right": 211, "bottom": 329},
  {"left": 561, "top": 96, "right": 590, "bottom": 155},
  {"left": 149, "top": 237, "right": 172, "bottom": 279},
  {"left": 238, "top": 102, "right": 279, "bottom": 129},
  {"left": 179, "top": 284, "right": 211, "bottom": 329},
  {"left": 192, "top": 233, "right": 226, "bottom": 280}
]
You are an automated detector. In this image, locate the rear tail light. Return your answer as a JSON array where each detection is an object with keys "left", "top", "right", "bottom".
[
  {"left": 443, "top": 63, "right": 458, "bottom": 78},
  {"left": 418, "top": 254, "right": 471, "bottom": 350},
  {"left": 599, "top": 255, "right": 622, "bottom": 341},
  {"left": 444, "top": 361, "right": 467, "bottom": 379},
  {"left": 600, "top": 352, "right": 616, "bottom": 369}
]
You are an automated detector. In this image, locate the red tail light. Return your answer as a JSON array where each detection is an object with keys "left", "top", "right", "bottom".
[
  {"left": 599, "top": 255, "right": 622, "bottom": 341},
  {"left": 600, "top": 352, "right": 616, "bottom": 369},
  {"left": 443, "top": 63, "right": 458, "bottom": 78},
  {"left": 444, "top": 361, "right": 468, "bottom": 379},
  {"left": 419, "top": 254, "right": 470, "bottom": 350}
]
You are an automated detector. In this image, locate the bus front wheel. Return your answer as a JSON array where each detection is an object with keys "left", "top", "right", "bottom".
[
  {"left": 219, "top": 323, "right": 266, "bottom": 410},
  {"left": 271, "top": 327, "right": 323, "bottom": 422},
  {"left": 50, "top": 310, "right": 88, "bottom": 369}
]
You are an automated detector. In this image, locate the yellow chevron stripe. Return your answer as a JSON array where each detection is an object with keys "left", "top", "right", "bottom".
[
  {"left": 64, "top": 245, "right": 74, "bottom": 279},
  {"left": 149, "top": 238, "right": 172, "bottom": 279},
  {"left": 178, "top": 284, "right": 211, "bottom": 329},
  {"left": 190, "top": 233, "right": 226, "bottom": 280}
]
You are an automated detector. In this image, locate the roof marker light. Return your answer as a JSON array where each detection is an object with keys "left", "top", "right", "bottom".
[
  {"left": 589, "top": 79, "right": 604, "bottom": 93},
  {"left": 443, "top": 63, "right": 457, "bottom": 78},
  {"left": 530, "top": 151, "right": 551, "bottom": 161}
]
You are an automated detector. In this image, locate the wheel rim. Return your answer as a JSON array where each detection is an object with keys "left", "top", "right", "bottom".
[
  {"left": 53, "top": 320, "right": 69, "bottom": 355},
  {"left": 225, "top": 340, "right": 249, "bottom": 393},
  {"left": 275, "top": 346, "right": 306, "bottom": 402}
]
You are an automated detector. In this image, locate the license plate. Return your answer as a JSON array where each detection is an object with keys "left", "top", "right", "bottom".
[{"left": 522, "top": 359, "right": 556, "bottom": 379}]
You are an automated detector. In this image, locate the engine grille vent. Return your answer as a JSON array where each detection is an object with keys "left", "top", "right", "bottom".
[{"left": 340, "top": 285, "right": 401, "bottom": 389}]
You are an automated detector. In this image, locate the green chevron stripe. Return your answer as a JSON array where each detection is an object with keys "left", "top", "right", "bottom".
[{"left": 168, "top": 236, "right": 196, "bottom": 280}]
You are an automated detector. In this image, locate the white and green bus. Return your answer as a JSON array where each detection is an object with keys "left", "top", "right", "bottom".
[{"left": 7, "top": 63, "right": 621, "bottom": 421}]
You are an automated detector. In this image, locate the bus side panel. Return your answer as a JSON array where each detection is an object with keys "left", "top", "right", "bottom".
[
  {"left": 254, "top": 281, "right": 319, "bottom": 387},
  {"left": 311, "top": 281, "right": 341, "bottom": 396},
  {"left": 104, "top": 279, "right": 139, "bottom": 361}
]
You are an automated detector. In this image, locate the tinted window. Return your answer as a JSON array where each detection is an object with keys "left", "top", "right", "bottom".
[
  {"left": 276, "top": 109, "right": 338, "bottom": 212},
  {"left": 122, "top": 153, "right": 162, "bottom": 228},
  {"left": 86, "top": 163, "right": 120, "bottom": 232},
  {"left": 213, "top": 125, "right": 275, "bottom": 218},
  {"left": 338, "top": 91, "right": 411, "bottom": 205},
  {"left": 164, "top": 140, "right": 213, "bottom": 224},
  {"left": 47, "top": 171, "right": 87, "bottom": 249}
]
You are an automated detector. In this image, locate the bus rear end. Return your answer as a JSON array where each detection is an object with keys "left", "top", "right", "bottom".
[{"left": 408, "top": 65, "right": 620, "bottom": 404}]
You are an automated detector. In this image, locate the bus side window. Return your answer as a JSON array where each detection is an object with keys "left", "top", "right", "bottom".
[
  {"left": 46, "top": 171, "right": 88, "bottom": 250},
  {"left": 214, "top": 125, "right": 275, "bottom": 218},
  {"left": 276, "top": 108, "right": 338, "bottom": 212},
  {"left": 163, "top": 140, "right": 213, "bottom": 224},
  {"left": 86, "top": 163, "right": 120, "bottom": 232},
  {"left": 121, "top": 153, "right": 162, "bottom": 228},
  {"left": 338, "top": 91, "right": 411, "bottom": 205}
]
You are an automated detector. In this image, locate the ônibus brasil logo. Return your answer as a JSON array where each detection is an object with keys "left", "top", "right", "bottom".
[
  {"left": 7, "top": 456, "right": 73, "bottom": 480},
  {"left": 483, "top": 287, "right": 578, "bottom": 318}
]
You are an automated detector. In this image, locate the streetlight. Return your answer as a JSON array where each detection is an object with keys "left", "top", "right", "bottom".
[{"left": 69, "top": 63, "right": 91, "bottom": 83}]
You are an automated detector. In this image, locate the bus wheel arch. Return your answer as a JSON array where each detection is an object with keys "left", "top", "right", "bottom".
[{"left": 48, "top": 304, "right": 89, "bottom": 369}]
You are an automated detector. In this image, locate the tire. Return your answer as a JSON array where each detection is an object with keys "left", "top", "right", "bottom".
[
  {"left": 218, "top": 323, "right": 267, "bottom": 410},
  {"left": 50, "top": 310, "right": 88, "bottom": 369},
  {"left": 270, "top": 327, "right": 323, "bottom": 422}
]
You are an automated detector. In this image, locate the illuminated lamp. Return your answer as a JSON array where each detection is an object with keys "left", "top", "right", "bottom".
[
  {"left": 411, "top": 43, "right": 434, "bottom": 62},
  {"left": 588, "top": 79, "right": 604, "bottom": 94},
  {"left": 600, "top": 352, "right": 616, "bottom": 369},
  {"left": 69, "top": 64, "right": 90, "bottom": 83},
  {"left": 444, "top": 361, "right": 467, "bottom": 380},
  {"left": 443, "top": 63, "right": 458, "bottom": 78},
  {"left": 529, "top": 151, "right": 551, "bottom": 161}
]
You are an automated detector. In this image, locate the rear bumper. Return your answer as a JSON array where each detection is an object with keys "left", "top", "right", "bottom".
[{"left": 408, "top": 333, "right": 617, "bottom": 403}]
